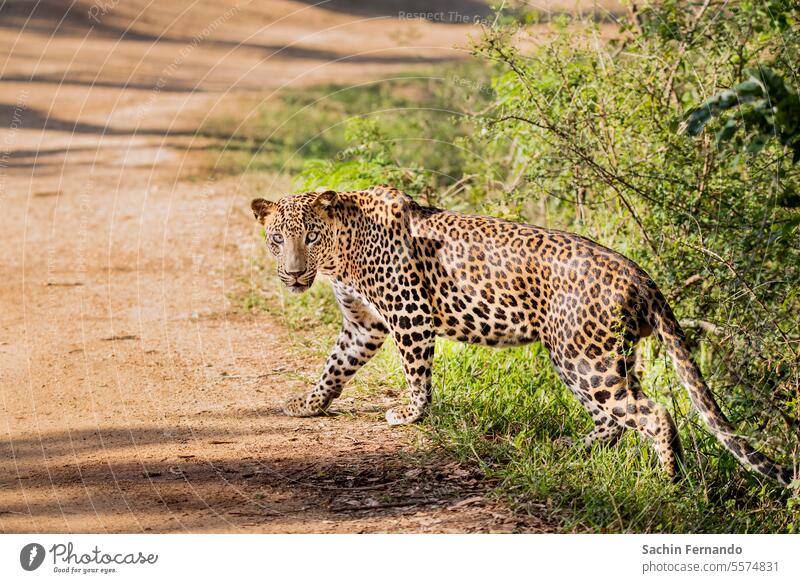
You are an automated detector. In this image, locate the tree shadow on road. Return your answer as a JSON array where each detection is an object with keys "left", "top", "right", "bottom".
[{"left": 0, "top": 423, "right": 551, "bottom": 533}]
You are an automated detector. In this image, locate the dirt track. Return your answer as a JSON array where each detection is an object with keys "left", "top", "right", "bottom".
[{"left": 0, "top": 0, "right": 581, "bottom": 533}]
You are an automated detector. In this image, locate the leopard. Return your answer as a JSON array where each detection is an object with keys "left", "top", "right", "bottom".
[{"left": 250, "top": 185, "right": 795, "bottom": 486}]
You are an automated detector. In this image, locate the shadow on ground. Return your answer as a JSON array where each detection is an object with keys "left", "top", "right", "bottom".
[{"left": 0, "top": 423, "right": 551, "bottom": 533}]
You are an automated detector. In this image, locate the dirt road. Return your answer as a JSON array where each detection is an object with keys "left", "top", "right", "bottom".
[{"left": 0, "top": 0, "right": 568, "bottom": 533}]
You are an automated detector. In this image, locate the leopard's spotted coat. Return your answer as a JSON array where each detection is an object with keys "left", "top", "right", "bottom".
[{"left": 251, "top": 186, "right": 794, "bottom": 485}]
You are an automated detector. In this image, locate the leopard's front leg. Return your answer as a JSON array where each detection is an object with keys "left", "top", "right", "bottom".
[
  {"left": 385, "top": 328, "right": 435, "bottom": 426},
  {"left": 284, "top": 285, "right": 388, "bottom": 417}
]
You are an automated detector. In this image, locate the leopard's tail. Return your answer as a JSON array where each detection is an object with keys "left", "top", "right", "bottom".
[{"left": 648, "top": 294, "right": 795, "bottom": 486}]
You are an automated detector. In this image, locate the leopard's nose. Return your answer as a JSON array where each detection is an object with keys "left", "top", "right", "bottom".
[{"left": 285, "top": 268, "right": 306, "bottom": 277}]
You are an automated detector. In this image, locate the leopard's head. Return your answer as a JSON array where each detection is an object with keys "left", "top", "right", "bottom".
[{"left": 250, "top": 190, "right": 338, "bottom": 293}]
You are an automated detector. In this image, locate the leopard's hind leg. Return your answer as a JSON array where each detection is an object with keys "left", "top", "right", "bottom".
[
  {"left": 589, "top": 358, "right": 683, "bottom": 479},
  {"left": 550, "top": 341, "right": 682, "bottom": 479},
  {"left": 584, "top": 413, "right": 625, "bottom": 449},
  {"left": 547, "top": 353, "right": 625, "bottom": 449}
]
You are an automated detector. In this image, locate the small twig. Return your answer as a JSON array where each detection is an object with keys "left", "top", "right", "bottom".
[
  {"left": 671, "top": 273, "right": 704, "bottom": 302},
  {"left": 439, "top": 174, "right": 477, "bottom": 201},
  {"left": 680, "top": 318, "right": 724, "bottom": 336},
  {"left": 681, "top": 241, "right": 797, "bottom": 357},
  {"left": 314, "top": 479, "right": 402, "bottom": 492},
  {"left": 331, "top": 499, "right": 436, "bottom": 512},
  {"left": 724, "top": 361, "right": 800, "bottom": 433},
  {"left": 662, "top": 0, "right": 712, "bottom": 105},
  {"left": 696, "top": 134, "right": 714, "bottom": 199},
  {"left": 683, "top": 274, "right": 703, "bottom": 287}
]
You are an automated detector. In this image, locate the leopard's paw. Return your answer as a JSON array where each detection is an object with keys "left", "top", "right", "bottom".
[
  {"left": 283, "top": 394, "right": 325, "bottom": 418},
  {"left": 385, "top": 406, "right": 425, "bottom": 426}
]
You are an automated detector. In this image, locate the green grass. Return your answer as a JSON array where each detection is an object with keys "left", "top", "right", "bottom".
[
  {"left": 427, "top": 340, "right": 799, "bottom": 533},
  {"left": 218, "top": 70, "right": 799, "bottom": 533}
]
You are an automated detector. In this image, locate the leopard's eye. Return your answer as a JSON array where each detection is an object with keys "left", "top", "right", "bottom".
[
  {"left": 271, "top": 233, "right": 284, "bottom": 245},
  {"left": 305, "top": 231, "right": 319, "bottom": 244}
]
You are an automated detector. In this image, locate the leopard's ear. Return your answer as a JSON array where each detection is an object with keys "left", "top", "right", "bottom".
[
  {"left": 313, "top": 190, "right": 338, "bottom": 210},
  {"left": 251, "top": 198, "right": 276, "bottom": 224}
]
